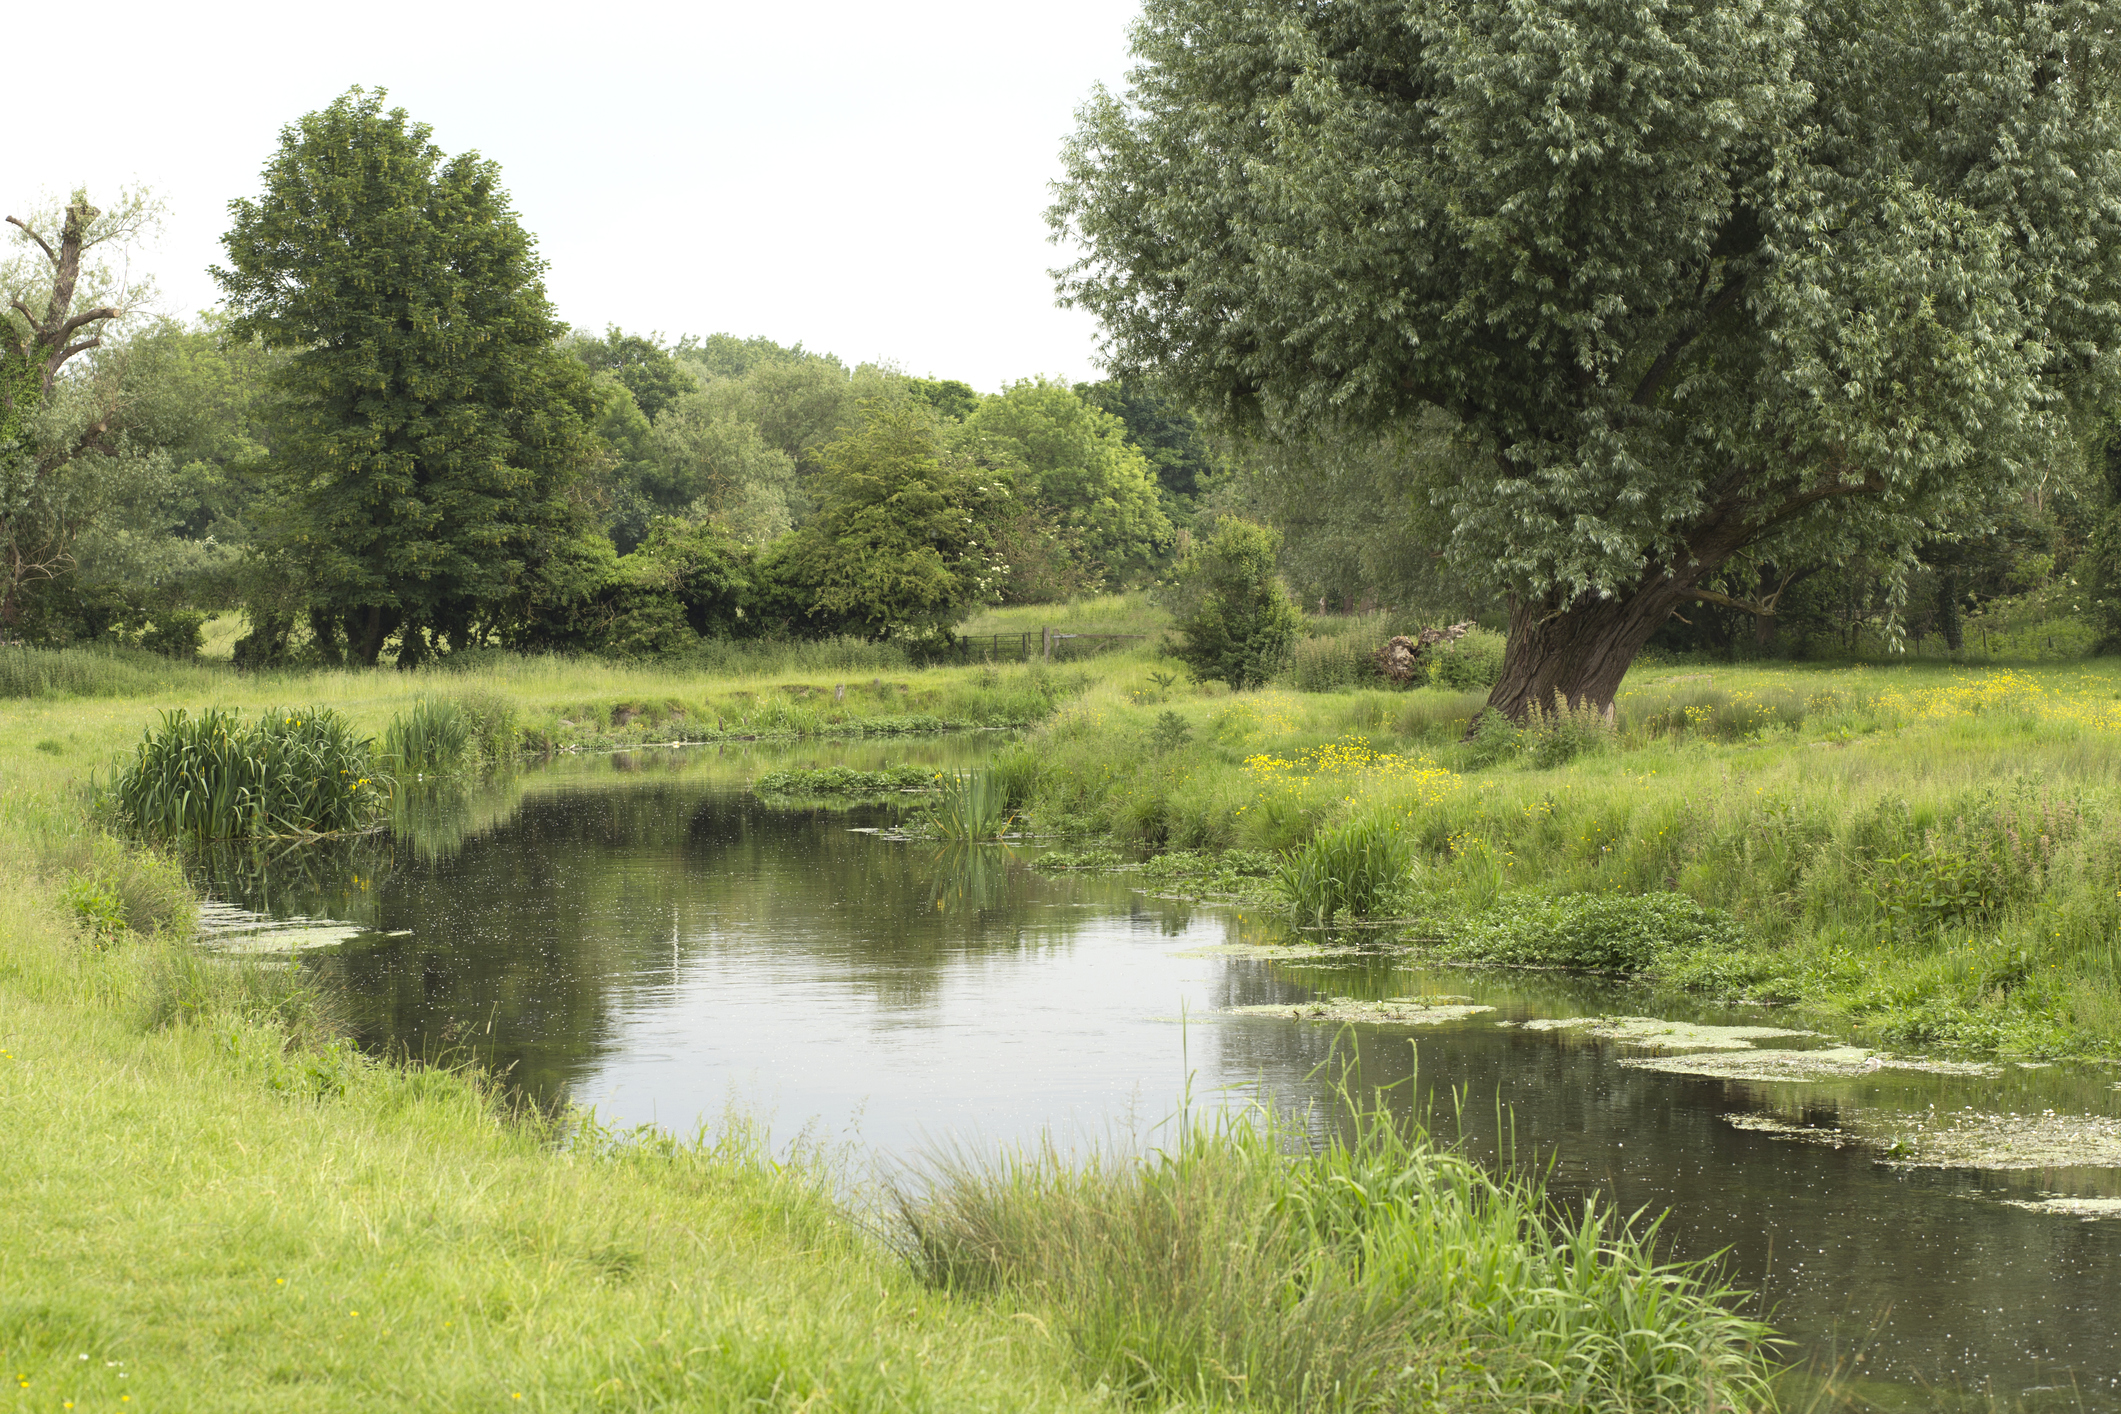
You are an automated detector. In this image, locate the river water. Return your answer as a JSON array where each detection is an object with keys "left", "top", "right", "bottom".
[{"left": 198, "top": 743, "right": 2121, "bottom": 1411}]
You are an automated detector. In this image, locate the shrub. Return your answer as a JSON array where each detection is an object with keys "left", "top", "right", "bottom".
[
  {"left": 110, "top": 707, "right": 388, "bottom": 839},
  {"left": 1273, "top": 814, "right": 1413, "bottom": 924},
  {"left": 1445, "top": 892, "right": 1744, "bottom": 973},
  {"left": 1288, "top": 632, "right": 1374, "bottom": 691},
  {"left": 1463, "top": 708, "right": 1523, "bottom": 768},
  {"left": 1166, "top": 519, "right": 1304, "bottom": 690},
  {"left": 1429, "top": 626, "right": 1507, "bottom": 689}
]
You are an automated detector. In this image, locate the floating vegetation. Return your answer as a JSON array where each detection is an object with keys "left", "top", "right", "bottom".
[
  {"left": 1872, "top": 1109, "right": 2121, "bottom": 1170},
  {"left": 1520, "top": 1016, "right": 1814, "bottom": 1052},
  {"left": 1625, "top": 1047, "right": 1999, "bottom": 1082},
  {"left": 2001, "top": 1197, "right": 2121, "bottom": 1218},
  {"left": 1225, "top": 997, "right": 1495, "bottom": 1025},
  {"left": 110, "top": 707, "right": 388, "bottom": 840},
  {"left": 192, "top": 900, "right": 368, "bottom": 954},
  {"left": 755, "top": 764, "right": 934, "bottom": 797},
  {"left": 1170, "top": 940, "right": 1383, "bottom": 961}
]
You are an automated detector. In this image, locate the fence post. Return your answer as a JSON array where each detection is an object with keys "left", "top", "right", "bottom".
[{"left": 1042, "top": 625, "right": 1052, "bottom": 662}]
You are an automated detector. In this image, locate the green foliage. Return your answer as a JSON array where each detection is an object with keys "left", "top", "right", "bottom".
[
  {"left": 958, "top": 378, "right": 1174, "bottom": 579},
  {"left": 1148, "top": 709, "right": 1191, "bottom": 754},
  {"left": 214, "top": 87, "right": 600, "bottom": 665},
  {"left": 383, "top": 699, "right": 472, "bottom": 776},
  {"left": 1287, "top": 632, "right": 1375, "bottom": 692},
  {"left": 1054, "top": 0, "right": 2121, "bottom": 696},
  {"left": 513, "top": 519, "right": 753, "bottom": 657},
  {"left": 758, "top": 402, "right": 1005, "bottom": 640},
  {"left": 897, "top": 1088, "right": 1774, "bottom": 1411},
  {"left": 110, "top": 706, "right": 387, "bottom": 839},
  {"left": 923, "top": 770, "right": 1015, "bottom": 840},
  {"left": 1522, "top": 691, "right": 1618, "bottom": 768},
  {"left": 1428, "top": 628, "right": 1506, "bottom": 690},
  {"left": 1445, "top": 893, "right": 1745, "bottom": 974},
  {"left": 754, "top": 765, "right": 932, "bottom": 797},
  {"left": 1167, "top": 518, "right": 1303, "bottom": 689},
  {"left": 1463, "top": 708, "right": 1522, "bottom": 769},
  {"left": 1272, "top": 814, "right": 1413, "bottom": 924},
  {"left": 0, "top": 643, "right": 234, "bottom": 699},
  {"left": 564, "top": 327, "right": 697, "bottom": 422},
  {"left": 1074, "top": 376, "right": 1217, "bottom": 502},
  {"left": 62, "top": 875, "right": 128, "bottom": 946}
]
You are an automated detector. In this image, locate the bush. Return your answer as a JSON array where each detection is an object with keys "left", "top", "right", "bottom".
[
  {"left": 110, "top": 707, "right": 388, "bottom": 839},
  {"left": 1287, "top": 632, "right": 1374, "bottom": 691},
  {"left": 1167, "top": 519, "right": 1304, "bottom": 690},
  {"left": 1273, "top": 814, "right": 1413, "bottom": 924},
  {"left": 1463, "top": 708, "right": 1523, "bottom": 768},
  {"left": 1429, "top": 626, "right": 1507, "bottom": 689},
  {"left": 1444, "top": 892, "right": 1744, "bottom": 973}
]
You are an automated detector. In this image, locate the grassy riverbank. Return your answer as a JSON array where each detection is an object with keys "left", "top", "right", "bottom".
[
  {"left": 0, "top": 643, "right": 1785, "bottom": 1412},
  {"left": 998, "top": 659, "right": 2121, "bottom": 1057}
]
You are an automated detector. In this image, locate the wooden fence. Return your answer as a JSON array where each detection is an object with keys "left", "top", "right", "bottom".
[{"left": 943, "top": 628, "right": 1148, "bottom": 664}]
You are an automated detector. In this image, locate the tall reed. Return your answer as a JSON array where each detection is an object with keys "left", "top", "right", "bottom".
[
  {"left": 896, "top": 1086, "right": 1776, "bottom": 1412},
  {"left": 924, "top": 770, "right": 1015, "bottom": 840},
  {"left": 383, "top": 697, "right": 472, "bottom": 776},
  {"left": 1273, "top": 814, "right": 1413, "bottom": 924},
  {"left": 109, "top": 707, "right": 388, "bottom": 839}
]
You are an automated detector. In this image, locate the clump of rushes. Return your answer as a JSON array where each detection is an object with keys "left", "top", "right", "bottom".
[
  {"left": 897, "top": 1088, "right": 1777, "bottom": 1412},
  {"left": 110, "top": 707, "right": 388, "bottom": 839},
  {"left": 1273, "top": 814, "right": 1413, "bottom": 925},
  {"left": 925, "top": 769, "right": 1014, "bottom": 839},
  {"left": 383, "top": 697, "right": 472, "bottom": 776}
]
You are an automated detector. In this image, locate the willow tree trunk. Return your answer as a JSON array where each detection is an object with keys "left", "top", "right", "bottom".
[{"left": 1483, "top": 582, "right": 1694, "bottom": 721}]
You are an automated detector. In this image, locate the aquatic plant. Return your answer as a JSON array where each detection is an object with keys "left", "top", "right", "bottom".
[
  {"left": 110, "top": 707, "right": 387, "bottom": 839},
  {"left": 896, "top": 1085, "right": 1776, "bottom": 1412},
  {"left": 924, "top": 770, "right": 1014, "bottom": 840},
  {"left": 1442, "top": 892, "right": 1744, "bottom": 973},
  {"left": 382, "top": 697, "right": 472, "bottom": 776},
  {"left": 754, "top": 765, "right": 932, "bottom": 797},
  {"left": 1272, "top": 814, "right": 1413, "bottom": 924}
]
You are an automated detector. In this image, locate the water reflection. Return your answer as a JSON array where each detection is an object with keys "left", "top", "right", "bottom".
[{"left": 193, "top": 745, "right": 2121, "bottom": 1410}]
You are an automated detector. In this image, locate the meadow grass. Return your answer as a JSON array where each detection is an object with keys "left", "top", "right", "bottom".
[
  {"left": 897, "top": 1080, "right": 1775, "bottom": 1413},
  {"left": 1001, "top": 658, "right": 2121, "bottom": 1055}
]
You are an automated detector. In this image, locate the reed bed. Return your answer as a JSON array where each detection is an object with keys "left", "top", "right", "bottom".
[
  {"left": 109, "top": 706, "right": 388, "bottom": 839},
  {"left": 896, "top": 1088, "right": 1777, "bottom": 1412},
  {"left": 1272, "top": 813, "right": 1413, "bottom": 924}
]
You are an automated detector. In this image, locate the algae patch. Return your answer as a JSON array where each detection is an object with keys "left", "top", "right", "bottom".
[
  {"left": 1623, "top": 1047, "right": 2000, "bottom": 1082},
  {"left": 1999, "top": 1196, "right": 2121, "bottom": 1218},
  {"left": 1173, "top": 942, "right": 1384, "bottom": 961},
  {"left": 1225, "top": 998, "right": 1494, "bottom": 1025},
  {"left": 1872, "top": 1110, "right": 2121, "bottom": 1170},
  {"left": 1521, "top": 1016, "right": 1812, "bottom": 1052}
]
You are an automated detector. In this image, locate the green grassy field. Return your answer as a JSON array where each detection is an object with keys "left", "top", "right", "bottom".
[{"left": 1, "top": 634, "right": 1795, "bottom": 1413}]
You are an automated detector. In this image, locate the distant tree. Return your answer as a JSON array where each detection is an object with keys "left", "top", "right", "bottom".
[
  {"left": 1076, "top": 376, "right": 1216, "bottom": 502},
  {"left": 0, "top": 190, "right": 158, "bottom": 627},
  {"left": 680, "top": 332, "right": 808, "bottom": 382},
  {"left": 1055, "top": 0, "right": 2121, "bottom": 716},
  {"left": 959, "top": 378, "right": 1172, "bottom": 578},
  {"left": 1166, "top": 517, "right": 1302, "bottom": 690},
  {"left": 756, "top": 402, "right": 1005, "bottom": 639},
  {"left": 215, "top": 88, "right": 601, "bottom": 666},
  {"left": 566, "top": 327, "right": 696, "bottom": 422},
  {"left": 906, "top": 376, "right": 980, "bottom": 422}
]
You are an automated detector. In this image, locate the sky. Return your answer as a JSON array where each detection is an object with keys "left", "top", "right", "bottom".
[{"left": 10, "top": 0, "right": 1144, "bottom": 390}]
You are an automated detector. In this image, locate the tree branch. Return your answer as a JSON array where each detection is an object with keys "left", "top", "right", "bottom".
[
  {"left": 1630, "top": 276, "right": 1748, "bottom": 407},
  {"left": 1686, "top": 586, "right": 1775, "bottom": 616},
  {"left": 5, "top": 215, "right": 58, "bottom": 267},
  {"left": 55, "top": 306, "right": 122, "bottom": 341}
]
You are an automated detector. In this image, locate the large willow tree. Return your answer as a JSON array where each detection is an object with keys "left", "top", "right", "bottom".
[{"left": 1053, "top": 0, "right": 2121, "bottom": 714}]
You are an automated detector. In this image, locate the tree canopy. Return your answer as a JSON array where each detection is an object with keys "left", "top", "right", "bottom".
[
  {"left": 1053, "top": 0, "right": 2121, "bottom": 713},
  {"left": 215, "top": 87, "right": 599, "bottom": 666}
]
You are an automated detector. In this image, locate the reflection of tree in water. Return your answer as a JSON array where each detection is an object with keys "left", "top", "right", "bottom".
[{"left": 271, "top": 779, "right": 1110, "bottom": 1106}]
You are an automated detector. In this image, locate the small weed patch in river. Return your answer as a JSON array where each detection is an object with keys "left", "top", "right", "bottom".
[
  {"left": 925, "top": 770, "right": 1014, "bottom": 839},
  {"left": 110, "top": 707, "right": 387, "bottom": 840},
  {"left": 755, "top": 764, "right": 933, "bottom": 797},
  {"left": 1273, "top": 814, "right": 1414, "bottom": 925},
  {"left": 896, "top": 1085, "right": 1776, "bottom": 1412}
]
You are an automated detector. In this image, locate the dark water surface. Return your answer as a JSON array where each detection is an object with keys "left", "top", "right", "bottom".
[{"left": 201, "top": 745, "right": 2121, "bottom": 1411}]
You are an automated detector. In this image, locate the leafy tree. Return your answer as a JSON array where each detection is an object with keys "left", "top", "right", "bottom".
[
  {"left": 215, "top": 87, "right": 600, "bottom": 666},
  {"left": 566, "top": 327, "right": 696, "bottom": 422},
  {"left": 756, "top": 402, "right": 1004, "bottom": 639},
  {"left": 1166, "top": 517, "right": 1302, "bottom": 690},
  {"left": 680, "top": 332, "right": 808, "bottom": 382},
  {"left": 1077, "top": 376, "right": 1217, "bottom": 502},
  {"left": 1053, "top": 0, "right": 2121, "bottom": 715},
  {"left": 906, "top": 376, "right": 980, "bottom": 422},
  {"left": 959, "top": 378, "right": 1173, "bottom": 578},
  {"left": 647, "top": 397, "right": 797, "bottom": 545},
  {"left": 511, "top": 517, "right": 751, "bottom": 655},
  {"left": 1, "top": 191, "right": 157, "bottom": 628}
]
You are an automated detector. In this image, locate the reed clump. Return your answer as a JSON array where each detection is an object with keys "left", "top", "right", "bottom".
[
  {"left": 896, "top": 1092, "right": 1777, "bottom": 1412},
  {"left": 925, "top": 769, "right": 1015, "bottom": 839},
  {"left": 110, "top": 706, "right": 388, "bottom": 840},
  {"left": 382, "top": 697, "right": 472, "bottom": 776},
  {"left": 1273, "top": 814, "right": 1413, "bottom": 925}
]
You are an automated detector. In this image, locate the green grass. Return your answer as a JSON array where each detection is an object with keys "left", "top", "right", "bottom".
[
  {"left": 897, "top": 1079, "right": 1776, "bottom": 1411},
  {"left": 1003, "top": 660, "right": 2121, "bottom": 1055}
]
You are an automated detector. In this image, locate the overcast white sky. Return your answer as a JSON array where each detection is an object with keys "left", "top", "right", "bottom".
[{"left": 12, "top": 0, "right": 1143, "bottom": 390}]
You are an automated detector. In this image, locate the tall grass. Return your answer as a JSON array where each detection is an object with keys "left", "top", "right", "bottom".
[
  {"left": 1273, "top": 814, "right": 1413, "bottom": 924},
  {"left": 896, "top": 1086, "right": 1776, "bottom": 1412},
  {"left": 925, "top": 769, "right": 1016, "bottom": 839},
  {"left": 109, "top": 707, "right": 388, "bottom": 839},
  {"left": 382, "top": 698, "right": 472, "bottom": 776}
]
